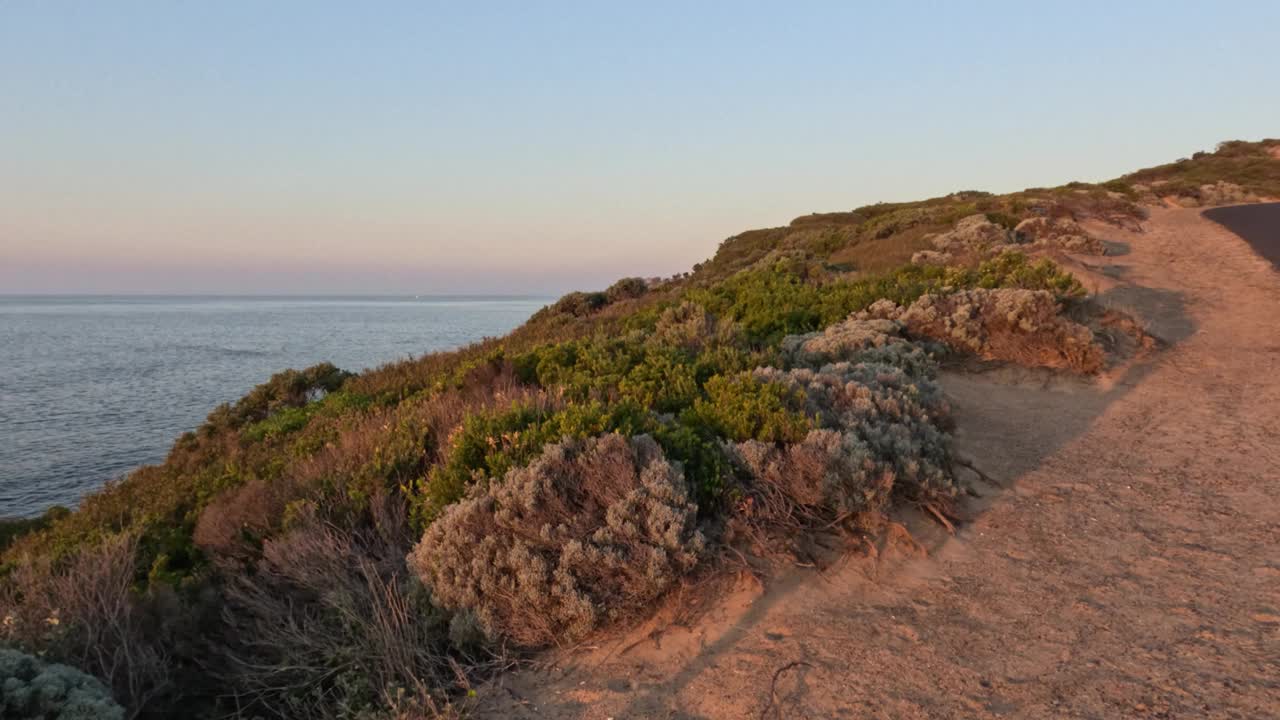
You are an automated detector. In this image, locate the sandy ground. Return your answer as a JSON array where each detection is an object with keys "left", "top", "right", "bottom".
[{"left": 474, "top": 207, "right": 1280, "bottom": 720}]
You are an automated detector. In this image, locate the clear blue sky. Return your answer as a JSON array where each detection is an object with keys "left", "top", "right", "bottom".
[{"left": 2, "top": 1, "right": 1276, "bottom": 294}]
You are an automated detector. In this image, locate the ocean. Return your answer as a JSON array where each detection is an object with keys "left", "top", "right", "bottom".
[{"left": 0, "top": 295, "right": 549, "bottom": 517}]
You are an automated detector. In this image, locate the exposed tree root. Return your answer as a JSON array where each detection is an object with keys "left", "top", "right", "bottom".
[
  {"left": 953, "top": 456, "right": 999, "bottom": 486},
  {"left": 759, "top": 660, "right": 814, "bottom": 720},
  {"left": 923, "top": 503, "right": 956, "bottom": 534}
]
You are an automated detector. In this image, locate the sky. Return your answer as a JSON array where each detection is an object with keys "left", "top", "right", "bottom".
[{"left": 1, "top": 2, "right": 1277, "bottom": 295}]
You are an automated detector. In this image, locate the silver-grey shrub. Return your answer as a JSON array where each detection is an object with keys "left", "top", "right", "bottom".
[
  {"left": 741, "top": 362, "right": 956, "bottom": 515},
  {"left": 858, "top": 288, "right": 1103, "bottom": 372},
  {"left": 780, "top": 316, "right": 941, "bottom": 378},
  {"left": 0, "top": 648, "right": 123, "bottom": 720},
  {"left": 1012, "top": 216, "right": 1105, "bottom": 254},
  {"left": 408, "top": 434, "right": 704, "bottom": 648}
]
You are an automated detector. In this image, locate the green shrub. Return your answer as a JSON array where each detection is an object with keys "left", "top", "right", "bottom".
[
  {"left": 203, "top": 362, "right": 351, "bottom": 432},
  {"left": 686, "top": 265, "right": 823, "bottom": 345},
  {"left": 679, "top": 251, "right": 1084, "bottom": 348},
  {"left": 961, "top": 251, "right": 1086, "bottom": 297},
  {"left": 647, "top": 301, "right": 741, "bottom": 351},
  {"left": 241, "top": 404, "right": 314, "bottom": 441},
  {"left": 0, "top": 648, "right": 124, "bottom": 720},
  {"left": 515, "top": 338, "right": 702, "bottom": 412},
  {"left": 417, "top": 400, "right": 650, "bottom": 522},
  {"left": 1099, "top": 179, "right": 1137, "bottom": 198},
  {"left": 0, "top": 506, "right": 70, "bottom": 553},
  {"left": 683, "top": 374, "right": 810, "bottom": 444},
  {"left": 1122, "top": 138, "right": 1280, "bottom": 198},
  {"left": 545, "top": 290, "right": 608, "bottom": 318},
  {"left": 605, "top": 276, "right": 649, "bottom": 302},
  {"left": 648, "top": 421, "right": 732, "bottom": 507},
  {"left": 984, "top": 210, "right": 1021, "bottom": 229}
]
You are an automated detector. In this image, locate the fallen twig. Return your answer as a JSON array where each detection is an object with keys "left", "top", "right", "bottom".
[{"left": 759, "top": 660, "right": 813, "bottom": 720}]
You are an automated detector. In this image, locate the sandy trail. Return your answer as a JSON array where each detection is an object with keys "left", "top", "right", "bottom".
[{"left": 476, "top": 207, "right": 1280, "bottom": 719}]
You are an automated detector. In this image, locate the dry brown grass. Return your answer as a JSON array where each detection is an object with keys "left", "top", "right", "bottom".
[
  {"left": 827, "top": 225, "right": 939, "bottom": 273},
  {"left": 193, "top": 477, "right": 300, "bottom": 569},
  {"left": 0, "top": 534, "right": 170, "bottom": 717},
  {"left": 219, "top": 493, "right": 469, "bottom": 720}
]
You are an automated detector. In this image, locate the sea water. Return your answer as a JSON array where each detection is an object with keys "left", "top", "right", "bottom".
[{"left": 0, "top": 295, "right": 548, "bottom": 517}]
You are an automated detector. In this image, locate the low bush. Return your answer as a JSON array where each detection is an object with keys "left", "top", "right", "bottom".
[
  {"left": 963, "top": 251, "right": 1086, "bottom": 297},
  {"left": 750, "top": 362, "right": 955, "bottom": 506},
  {"left": 781, "top": 317, "right": 940, "bottom": 378},
  {"left": 409, "top": 434, "right": 704, "bottom": 647},
  {"left": 0, "top": 648, "right": 124, "bottom": 720},
  {"left": 685, "top": 252, "right": 1083, "bottom": 347},
  {"left": 682, "top": 373, "right": 810, "bottom": 444},
  {"left": 0, "top": 506, "right": 70, "bottom": 553},
  {"left": 605, "top": 276, "right": 649, "bottom": 303},
  {"left": 730, "top": 429, "right": 892, "bottom": 525},
  {"left": 1123, "top": 138, "right": 1280, "bottom": 200},
  {"left": 416, "top": 399, "right": 649, "bottom": 523},
  {"left": 192, "top": 476, "right": 300, "bottom": 568},
  {"left": 203, "top": 363, "right": 351, "bottom": 433},
  {"left": 649, "top": 301, "right": 732, "bottom": 351},
  {"left": 545, "top": 291, "right": 607, "bottom": 318},
  {"left": 1011, "top": 216, "right": 1105, "bottom": 254},
  {"left": 927, "top": 214, "right": 1011, "bottom": 256},
  {"left": 219, "top": 495, "right": 459, "bottom": 720},
  {"left": 860, "top": 288, "right": 1103, "bottom": 372},
  {"left": 723, "top": 357, "right": 957, "bottom": 552},
  {"left": 1, "top": 534, "right": 171, "bottom": 716}
]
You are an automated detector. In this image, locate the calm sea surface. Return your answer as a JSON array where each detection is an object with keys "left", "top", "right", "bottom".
[{"left": 0, "top": 295, "right": 549, "bottom": 517}]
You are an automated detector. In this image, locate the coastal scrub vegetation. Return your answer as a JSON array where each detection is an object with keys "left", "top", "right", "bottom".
[
  {"left": 1121, "top": 138, "right": 1280, "bottom": 203},
  {"left": 1, "top": 141, "right": 1270, "bottom": 718},
  {"left": 0, "top": 647, "right": 125, "bottom": 720}
]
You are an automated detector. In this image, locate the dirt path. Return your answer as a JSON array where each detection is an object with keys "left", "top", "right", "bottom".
[{"left": 476, "top": 207, "right": 1280, "bottom": 719}]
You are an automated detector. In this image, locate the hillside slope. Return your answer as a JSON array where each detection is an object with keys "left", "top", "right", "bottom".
[
  {"left": 475, "top": 206, "right": 1280, "bottom": 719},
  {"left": 2, "top": 139, "right": 1277, "bottom": 720}
]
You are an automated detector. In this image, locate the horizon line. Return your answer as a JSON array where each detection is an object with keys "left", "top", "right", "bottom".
[{"left": 0, "top": 292, "right": 559, "bottom": 298}]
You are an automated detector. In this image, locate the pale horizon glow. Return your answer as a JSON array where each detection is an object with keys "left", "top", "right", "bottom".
[{"left": 2, "top": 1, "right": 1278, "bottom": 295}]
